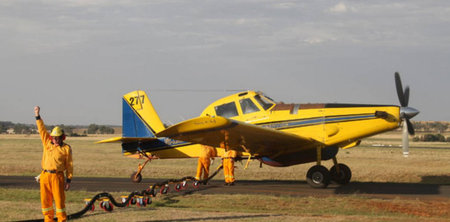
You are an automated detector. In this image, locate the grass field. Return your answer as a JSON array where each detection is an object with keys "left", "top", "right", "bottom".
[{"left": 0, "top": 133, "right": 449, "bottom": 221}]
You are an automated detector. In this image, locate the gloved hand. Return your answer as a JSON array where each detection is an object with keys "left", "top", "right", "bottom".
[{"left": 35, "top": 174, "right": 40, "bottom": 183}]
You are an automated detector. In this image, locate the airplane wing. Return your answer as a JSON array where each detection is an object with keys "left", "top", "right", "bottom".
[
  {"left": 156, "top": 116, "right": 322, "bottom": 157},
  {"left": 96, "top": 137, "right": 159, "bottom": 144}
]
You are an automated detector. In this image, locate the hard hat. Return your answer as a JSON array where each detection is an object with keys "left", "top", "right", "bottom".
[{"left": 50, "top": 126, "right": 64, "bottom": 137}]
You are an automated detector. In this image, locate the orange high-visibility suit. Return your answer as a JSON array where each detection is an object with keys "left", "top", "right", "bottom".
[
  {"left": 195, "top": 145, "right": 217, "bottom": 181},
  {"left": 36, "top": 118, "right": 73, "bottom": 222},
  {"left": 222, "top": 149, "right": 237, "bottom": 184}
]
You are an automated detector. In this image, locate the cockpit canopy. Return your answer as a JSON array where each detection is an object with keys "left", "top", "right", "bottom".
[{"left": 201, "top": 91, "right": 275, "bottom": 119}]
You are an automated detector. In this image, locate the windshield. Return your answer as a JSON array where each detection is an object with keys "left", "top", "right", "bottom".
[
  {"left": 215, "top": 102, "right": 239, "bottom": 118},
  {"left": 239, "top": 98, "right": 260, "bottom": 114},
  {"left": 254, "top": 94, "right": 274, "bottom": 110}
]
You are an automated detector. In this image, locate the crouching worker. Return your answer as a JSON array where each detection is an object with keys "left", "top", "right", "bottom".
[
  {"left": 222, "top": 148, "right": 237, "bottom": 186},
  {"left": 195, "top": 145, "right": 217, "bottom": 184},
  {"left": 35, "top": 106, "right": 73, "bottom": 222}
]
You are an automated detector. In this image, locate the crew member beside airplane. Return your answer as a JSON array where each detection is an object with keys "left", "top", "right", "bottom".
[
  {"left": 222, "top": 149, "right": 237, "bottom": 186},
  {"left": 35, "top": 106, "right": 73, "bottom": 222},
  {"left": 195, "top": 145, "right": 217, "bottom": 184}
]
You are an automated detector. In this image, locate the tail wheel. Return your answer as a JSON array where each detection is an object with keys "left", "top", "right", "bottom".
[
  {"left": 330, "top": 163, "right": 352, "bottom": 185},
  {"left": 131, "top": 171, "right": 142, "bottom": 183},
  {"left": 306, "top": 165, "right": 331, "bottom": 188}
]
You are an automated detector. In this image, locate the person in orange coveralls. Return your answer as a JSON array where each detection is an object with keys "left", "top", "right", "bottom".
[
  {"left": 222, "top": 148, "right": 237, "bottom": 186},
  {"left": 35, "top": 106, "right": 73, "bottom": 222},
  {"left": 220, "top": 130, "right": 237, "bottom": 186},
  {"left": 195, "top": 145, "right": 217, "bottom": 184}
]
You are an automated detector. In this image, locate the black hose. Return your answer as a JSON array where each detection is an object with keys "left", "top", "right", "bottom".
[{"left": 15, "top": 166, "right": 223, "bottom": 222}]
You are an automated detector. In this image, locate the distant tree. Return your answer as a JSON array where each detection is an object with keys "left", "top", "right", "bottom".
[
  {"left": 422, "top": 134, "right": 446, "bottom": 142},
  {"left": 87, "top": 124, "right": 114, "bottom": 134},
  {"left": 87, "top": 124, "right": 99, "bottom": 134},
  {"left": 431, "top": 122, "right": 448, "bottom": 133},
  {"left": 0, "top": 121, "right": 14, "bottom": 133},
  {"left": 60, "top": 124, "right": 74, "bottom": 135},
  {"left": 98, "top": 126, "right": 114, "bottom": 134},
  {"left": 13, "top": 124, "right": 32, "bottom": 134}
]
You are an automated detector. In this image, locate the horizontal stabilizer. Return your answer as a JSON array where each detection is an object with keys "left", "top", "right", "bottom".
[{"left": 96, "top": 137, "right": 159, "bottom": 144}]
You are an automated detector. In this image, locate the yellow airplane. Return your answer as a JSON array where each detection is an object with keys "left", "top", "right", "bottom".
[{"left": 98, "top": 73, "right": 419, "bottom": 188}]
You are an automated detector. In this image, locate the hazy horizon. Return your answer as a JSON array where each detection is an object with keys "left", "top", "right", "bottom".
[{"left": 1, "top": 1, "right": 449, "bottom": 125}]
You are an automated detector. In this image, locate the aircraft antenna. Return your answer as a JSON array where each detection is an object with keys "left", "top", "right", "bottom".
[{"left": 150, "top": 89, "right": 245, "bottom": 92}]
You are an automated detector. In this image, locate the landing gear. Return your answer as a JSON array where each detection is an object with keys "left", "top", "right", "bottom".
[
  {"left": 130, "top": 151, "right": 156, "bottom": 183},
  {"left": 330, "top": 163, "right": 352, "bottom": 185},
  {"left": 305, "top": 148, "right": 352, "bottom": 188},
  {"left": 306, "top": 165, "right": 331, "bottom": 188},
  {"left": 131, "top": 171, "right": 142, "bottom": 183}
]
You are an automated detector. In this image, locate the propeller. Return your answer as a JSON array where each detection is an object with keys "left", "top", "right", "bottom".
[{"left": 394, "top": 72, "right": 419, "bottom": 157}]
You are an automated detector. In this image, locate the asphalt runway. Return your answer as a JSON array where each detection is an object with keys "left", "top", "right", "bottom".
[{"left": 1, "top": 175, "right": 449, "bottom": 200}]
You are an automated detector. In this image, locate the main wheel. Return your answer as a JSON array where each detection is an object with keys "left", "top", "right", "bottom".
[
  {"left": 131, "top": 171, "right": 142, "bottom": 183},
  {"left": 330, "top": 163, "right": 352, "bottom": 185},
  {"left": 306, "top": 165, "right": 331, "bottom": 188}
]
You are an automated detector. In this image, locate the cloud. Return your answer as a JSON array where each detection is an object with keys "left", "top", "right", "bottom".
[{"left": 328, "top": 2, "right": 356, "bottom": 13}]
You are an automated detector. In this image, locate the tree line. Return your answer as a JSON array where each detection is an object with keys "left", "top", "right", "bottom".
[
  {"left": 0, "top": 121, "right": 116, "bottom": 135},
  {"left": 412, "top": 121, "right": 449, "bottom": 133}
]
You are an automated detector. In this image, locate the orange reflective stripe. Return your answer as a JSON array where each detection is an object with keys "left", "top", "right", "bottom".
[
  {"left": 56, "top": 208, "right": 66, "bottom": 213},
  {"left": 42, "top": 207, "right": 53, "bottom": 212}
]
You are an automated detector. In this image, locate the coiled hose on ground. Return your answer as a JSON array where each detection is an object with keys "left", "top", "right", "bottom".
[{"left": 16, "top": 166, "right": 223, "bottom": 222}]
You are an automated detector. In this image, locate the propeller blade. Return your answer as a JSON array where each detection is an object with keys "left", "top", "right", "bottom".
[
  {"left": 404, "top": 86, "right": 410, "bottom": 107},
  {"left": 406, "top": 118, "right": 415, "bottom": 135},
  {"left": 395, "top": 72, "right": 406, "bottom": 107},
  {"left": 402, "top": 120, "right": 409, "bottom": 157}
]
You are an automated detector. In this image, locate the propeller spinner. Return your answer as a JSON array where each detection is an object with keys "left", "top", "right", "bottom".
[{"left": 394, "top": 72, "right": 420, "bottom": 157}]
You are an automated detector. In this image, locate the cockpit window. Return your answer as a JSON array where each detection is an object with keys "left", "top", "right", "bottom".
[
  {"left": 239, "top": 98, "right": 260, "bottom": 114},
  {"left": 254, "top": 95, "right": 274, "bottom": 110},
  {"left": 215, "top": 102, "right": 238, "bottom": 118}
]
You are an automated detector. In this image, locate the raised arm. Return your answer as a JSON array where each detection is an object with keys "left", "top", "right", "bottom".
[{"left": 35, "top": 106, "right": 51, "bottom": 147}]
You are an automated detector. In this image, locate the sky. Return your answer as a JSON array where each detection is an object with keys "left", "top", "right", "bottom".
[{"left": 1, "top": 0, "right": 449, "bottom": 125}]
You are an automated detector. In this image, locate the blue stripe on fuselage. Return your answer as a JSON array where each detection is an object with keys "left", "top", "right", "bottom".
[{"left": 259, "top": 114, "right": 375, "bottom": 130}]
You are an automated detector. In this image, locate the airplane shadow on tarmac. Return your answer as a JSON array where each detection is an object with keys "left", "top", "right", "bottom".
[{"left": 334, "top": 175, "right": 450, "bottom": 196}]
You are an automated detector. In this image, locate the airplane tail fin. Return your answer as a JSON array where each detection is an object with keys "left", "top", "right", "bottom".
[{"left": 122, "top": 90, "right": 165, "bottom": 138}]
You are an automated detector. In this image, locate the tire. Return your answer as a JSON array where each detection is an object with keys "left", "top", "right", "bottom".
[
  {"left": 131, "top": 172, "right": 142, "bottom": 183},
  {"left": 145, "top": 197, "right": 152, "bottom": 205},
  {"left": 330, "top": 163, "right": 352, "bottom": 185},
  {"left": 306, "top": 165, "right": 331, "bottom": 188},
  {"left": 105, "top": 202, "right": 113, "bottom": 212}
]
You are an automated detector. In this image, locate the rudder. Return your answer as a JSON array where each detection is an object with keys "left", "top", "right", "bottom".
[{"left": 122, "top": 90, "right": 165, "bottom": 138}]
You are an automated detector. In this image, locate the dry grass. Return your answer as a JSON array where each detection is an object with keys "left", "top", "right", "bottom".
[
  {"left": 0, "top": 133, "right": 449, "bottom": 184},
  {"left": 1, "top": 188, "right": 449, "bottom": 222},
  {"left": 1, "top": 133, "right": 449, "bottom": 221}
]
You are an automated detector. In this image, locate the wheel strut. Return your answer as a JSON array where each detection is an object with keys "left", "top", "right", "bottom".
[{"left": 131, "top": 150, "right": 156, "bottom": 183}]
